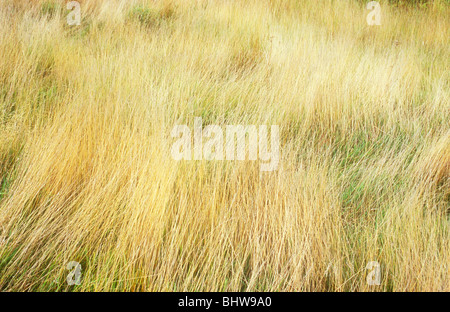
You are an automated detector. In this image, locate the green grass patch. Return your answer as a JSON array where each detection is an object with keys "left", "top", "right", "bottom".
[
  {"left": 128, "top": 4, "right": 175, "bottom": 29},
  {"left": 40, "top": 1, "right": 62, "bottom": 18}
]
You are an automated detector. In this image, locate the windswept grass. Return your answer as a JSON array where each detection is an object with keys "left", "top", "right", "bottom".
[{"left": 0, "top": 0, "right": 448, "bottom": 291}]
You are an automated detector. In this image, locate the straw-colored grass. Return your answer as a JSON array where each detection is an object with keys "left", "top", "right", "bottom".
[{"left": 0, "top": 0, "right": 448, "bottom": 291}]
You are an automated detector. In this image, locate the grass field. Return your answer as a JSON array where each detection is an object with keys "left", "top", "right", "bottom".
[{"left": 0, "top": 0, "right": 448, "bottom": 291}]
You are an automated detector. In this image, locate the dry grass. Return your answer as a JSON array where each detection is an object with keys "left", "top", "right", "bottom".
[{"left": 0, "top": 0, "right": 448, "bottom": 291}]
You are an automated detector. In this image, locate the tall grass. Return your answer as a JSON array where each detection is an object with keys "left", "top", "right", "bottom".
[{"left": 0, "top": 0, "right": 448, "bottom": 291}]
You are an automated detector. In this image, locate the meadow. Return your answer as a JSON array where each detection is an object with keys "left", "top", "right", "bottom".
[{"left": 0, "top": 0, "right": 448, "bottom": 291}]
